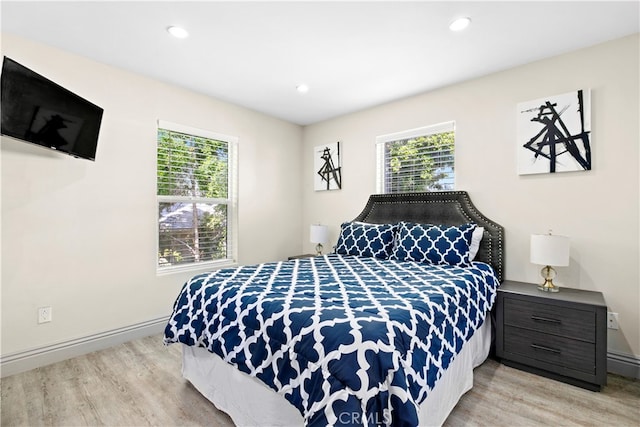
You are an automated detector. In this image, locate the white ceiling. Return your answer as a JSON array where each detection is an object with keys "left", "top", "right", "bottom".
[{"left": 2, "top": 1, "right": 639, "bottom": 125}]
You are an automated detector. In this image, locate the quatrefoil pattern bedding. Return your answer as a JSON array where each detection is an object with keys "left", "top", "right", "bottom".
[
  {"left": 335, "top": 221, "right": 397, "bottom": 258},
  {"left": 164, "top": 254, "right": 499, "bottom": 426},
  {"left": 391, "top": 222, "right": 476, "bottom": 267},
  {"left": 336, "top": 221, "right": 478, "bottom": 267}
]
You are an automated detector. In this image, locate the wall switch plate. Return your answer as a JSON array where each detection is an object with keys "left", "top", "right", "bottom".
[
  {"left": 38, "top": 306, "right": 52, "bottom": 324},
  {"left": 607, "top": 312, "right": 619, "bottom": 330}
]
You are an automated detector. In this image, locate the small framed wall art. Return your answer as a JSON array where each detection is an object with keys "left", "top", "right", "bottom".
[
  {"left": 314, "top": 141, "right": 342, "bottom": 191},
  {"left": 517, "top": 89, "right": 591, "bottom": 175}
]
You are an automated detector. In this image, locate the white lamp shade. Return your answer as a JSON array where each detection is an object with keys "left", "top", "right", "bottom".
[
  {"left": 310, "top": 224, "right": 328, "bottom": 244},
  {"left": 530, "top": 234, "right": 570, "bottom": 267}
]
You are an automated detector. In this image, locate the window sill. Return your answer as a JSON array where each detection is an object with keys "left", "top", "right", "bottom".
[{"left": 157, "top": 259, "right": 238, "bottom": 276}]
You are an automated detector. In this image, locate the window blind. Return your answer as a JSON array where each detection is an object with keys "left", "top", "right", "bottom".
[
  {"left": 157, "top": 121, "right": 238, "bottom": 272},
  {"left": 376, "top": 121, "right": 455, "bottom": 194}
]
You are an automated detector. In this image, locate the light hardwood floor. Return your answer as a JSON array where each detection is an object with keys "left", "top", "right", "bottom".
[{"left": 1, "top": 334, "right": 638, "bottom": 426}]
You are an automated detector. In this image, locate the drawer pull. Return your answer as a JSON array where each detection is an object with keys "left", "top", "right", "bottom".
[
  {"left": 531, "top": 315, "right": 561, "bottom": 324},
  {"left": 530, "top": 343, "right": 561, "bottom": 354}
]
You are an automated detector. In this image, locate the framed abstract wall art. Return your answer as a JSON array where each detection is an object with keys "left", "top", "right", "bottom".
[
  {"left": 314, "top": 141, "right": 342, "bottom": 191},
  {"left": 517, "top": 89, "right": 591, "bottom": 175}
]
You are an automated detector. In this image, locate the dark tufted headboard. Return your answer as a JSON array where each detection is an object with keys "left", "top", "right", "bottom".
[{"left": 352, "top": 191, "right": 505, "bottom": 282}]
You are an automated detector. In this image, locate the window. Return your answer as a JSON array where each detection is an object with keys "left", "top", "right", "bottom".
[
  {"left": 157, "top": 121, "right": 238, "bottom": 273},
  {"left": 376, "top": 121, "right": 455, "bottom": 193}
]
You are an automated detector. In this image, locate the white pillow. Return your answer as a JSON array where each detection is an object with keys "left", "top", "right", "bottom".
[{"left": 469, "top": 226, "right": 484, "bottom": 260}]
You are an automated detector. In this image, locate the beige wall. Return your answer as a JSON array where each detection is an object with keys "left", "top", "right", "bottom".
[
  {"left": 302, "top": 34, "right": 640, "bottom": 358},
  {"left": 1, "top": 34, "right": 303, "bottom": 355}
]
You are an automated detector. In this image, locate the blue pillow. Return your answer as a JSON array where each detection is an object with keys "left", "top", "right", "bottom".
[
  {"left": 335, "top": 222, "right": 397, "bottom": 259},
  {"left": 390, "top": 222, "right": 476, "bottom": 267}
]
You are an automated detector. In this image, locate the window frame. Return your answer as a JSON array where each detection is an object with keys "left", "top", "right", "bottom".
[
  {"left": 156, "top": 120, "right": 238, "bottom": 275},
  {"left": 375, "top": 121, "right": 455, "bottom": 194}
]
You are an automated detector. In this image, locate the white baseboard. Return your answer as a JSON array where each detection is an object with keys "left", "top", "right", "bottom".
[
  {"left": 608, "top": 351, "right": 640, "bottom": 380},
  {"left": 0, "top": 316, "right": 169, "bottom": 378}
]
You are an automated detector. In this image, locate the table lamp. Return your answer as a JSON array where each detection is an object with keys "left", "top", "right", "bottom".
[
  {"left": 530, "top": 232, "right": 570, "bottom": 292},
  {"left": 310, "top": 224, "right": 329, "bottom": 256}
]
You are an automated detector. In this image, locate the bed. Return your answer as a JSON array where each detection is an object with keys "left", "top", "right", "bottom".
[{"left": 164, "top": 191, "right": 504, "bottom": 426}]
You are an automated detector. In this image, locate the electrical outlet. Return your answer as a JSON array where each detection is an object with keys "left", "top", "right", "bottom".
[
  {"left": 38, "top": 306, "right": 52, "bottom": 324},
  {"left": 607, "top": 312, "right": 619, "bottom": 330}
]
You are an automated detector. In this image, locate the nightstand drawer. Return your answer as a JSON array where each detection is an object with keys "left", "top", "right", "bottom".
[
  {"left": 504, "top": 326, "right": 596, "bottom": 374},
  {"left": 504, "top": 298, "right": 595, "bottom": 341}
]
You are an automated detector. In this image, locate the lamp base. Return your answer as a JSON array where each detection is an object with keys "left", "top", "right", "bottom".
[
  {"left": 538, "top": 266, "right": 560, "bottom": 292},
  {"left": 315, "top": 243, "right": 323, "bottom": 256},
  {"left": 538, "top": 280, "right": 560, "bottom": 292}
]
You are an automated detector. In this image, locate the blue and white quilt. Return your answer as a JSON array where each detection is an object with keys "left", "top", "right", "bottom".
[{"left": 164, "top": 254, "right": 499, "bottom": 426}]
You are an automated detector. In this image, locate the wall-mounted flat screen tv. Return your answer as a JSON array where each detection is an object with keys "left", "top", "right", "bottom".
[{"left": 1, "top": 56, "right": 104, "bottom": 161}]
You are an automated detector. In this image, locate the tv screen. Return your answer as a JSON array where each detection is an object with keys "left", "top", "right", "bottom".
[{"left": 1, "top": 56, "right": 103, "bottom": 161}]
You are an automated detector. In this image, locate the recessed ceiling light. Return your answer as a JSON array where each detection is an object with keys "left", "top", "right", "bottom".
[
  {"left": 449, "top": 17, "right": 471, "bottom": 32},
  {"left": 296, "top": 84, "right": 309, "bottom": 94},
  {"left": 167, "top": 26, "right": 189, "bottom": 39}
]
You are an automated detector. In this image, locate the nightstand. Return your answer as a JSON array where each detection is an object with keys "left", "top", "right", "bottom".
[
  {"left": 496, "top": 280, "right": 607, "bottom": 391},
  {"left": 287, "top": 254, "right": 316, "bottom": 260}
]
